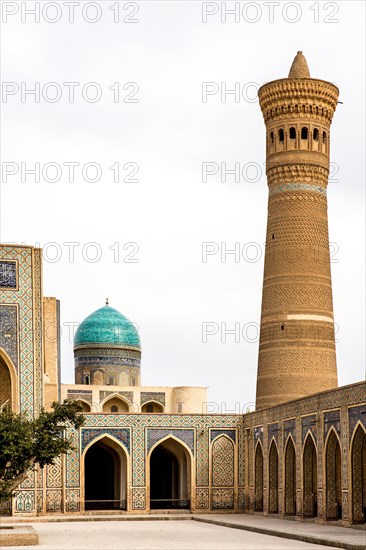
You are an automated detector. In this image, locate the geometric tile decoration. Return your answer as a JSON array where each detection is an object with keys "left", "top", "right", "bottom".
[
  {"left": 99, "top": 391, "right": 133, "bottom": 403},
  {"left": 140, "top": 392, "right": 166, "bottom": 406},
  {"left": 268, "top": 423, "right": 279, "bottom": 447},
  {"left": 0, "top": 304, "right": 18, "bottom": 369},
  {"left": 132, "top": 488, "right": 146, "bottom": 510},
  {"left": 324, "top": 410, "right": 340, "bottom": 441},
  {"left": 269, "top": 182, "right": 327, "bottom": 197},
  {"left": 283, "top": 418, "right": 296, "bottom": 447},
  {"left": 0, "top": 261, "right": 17, "bottom": 289},
  {"left": 196, "top": 488, "right": 209, "bottom": 508},
  {"left": 81, "top": 428, "right": 130, "bottom": 453},
  {"left": 67, "top": 389, "right": 93, "bottom": 404},
  {"left": 147, "top": 428, "right": 194, "bottom": 454},
  {"left": 210, "top": 429, "right": 236, "bottom": 443},
  {"left": 302, "top": 414, "right": 317, "bottom": 444},
  {"left": 211, "top": 488, "right": 234, "bottom": 509},
  {"left": 348, "top": 405, "right": 366, "bottom": 442},
  {"left": 212, "top": 435, "right": 234, "bottom": 486},
  {"left": 253, "top": 426, "right": 264, "bottom": 444}
]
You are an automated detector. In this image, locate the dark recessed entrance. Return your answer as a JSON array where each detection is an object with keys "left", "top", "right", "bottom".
[
  {"left": 84, "top": 438, "right": 126, "bottom": 510},
  {"left": 149, "top": 439, "right": 190, "bottom": 510}
]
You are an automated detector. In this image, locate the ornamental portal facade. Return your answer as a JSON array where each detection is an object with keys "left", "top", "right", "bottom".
[{"left": 0, "top": 53, "right": 365, "bottom": 525}]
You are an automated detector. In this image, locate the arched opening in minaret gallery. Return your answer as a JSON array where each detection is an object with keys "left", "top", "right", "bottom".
[
  {"left": 84, "top": 436, "right": 127, "bottom": 510},
  {"left": 149, "top": 438, "right": 191, "bottom": 510}
]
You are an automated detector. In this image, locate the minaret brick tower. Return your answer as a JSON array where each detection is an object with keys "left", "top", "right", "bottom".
[{"left": 255, "top": 52, "right": 339, "bottom": 410}]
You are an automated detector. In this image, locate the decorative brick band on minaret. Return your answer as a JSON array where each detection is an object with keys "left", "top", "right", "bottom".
[{"left": 255, "top": 52, "right": 339, "bottom": 410}]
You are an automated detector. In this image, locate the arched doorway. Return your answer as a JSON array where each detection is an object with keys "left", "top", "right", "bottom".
[
  {"left": 84, "top": 436, "right": 127, "bottom": 510},
  {"left": 325, "top": 429, "right": 342, "bottom": 520},
  {"left": 303, "top": 433, "right": 317, "bottom": 517},
  {"left": 0, "top": 350, "right": 17, "bottom": 412},
  {"left": 351, "top": 424, "right": 366, "bottom": 523},
  {"left": 284, "top": 437, "right": 296, "bottom": 515},
  {"left": 254, "top": 442, "right": 264, "bottom": 511},
  {"left": 268, "top": 440, "right": 279, "bottom": 513},
  {"left": 149, "top": 438, "right": 191, "bottom": 510}
]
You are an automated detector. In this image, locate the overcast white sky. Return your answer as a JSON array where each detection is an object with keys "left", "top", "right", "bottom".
[{"left": 1, "top": 1, "right": 365, "bottom": 411}]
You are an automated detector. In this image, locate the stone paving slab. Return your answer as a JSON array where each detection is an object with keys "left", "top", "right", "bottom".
[
  {"left": 193, "top": 515, "right": 366, "bottom": 550},
  {"left": 0, "top": 526, "right": 38, "bottom": 547},
  {"left": 0, "top": 520, "right": 343, "bottom": 550}
]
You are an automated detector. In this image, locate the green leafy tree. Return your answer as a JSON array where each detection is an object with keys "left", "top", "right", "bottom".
[{"left": 0, "top": 400, "right": 85, "bottom": 502}]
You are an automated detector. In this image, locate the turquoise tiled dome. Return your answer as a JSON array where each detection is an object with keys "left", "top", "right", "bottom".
[{"left": 74, "top": 305, "right": 140, "bottom": 348}]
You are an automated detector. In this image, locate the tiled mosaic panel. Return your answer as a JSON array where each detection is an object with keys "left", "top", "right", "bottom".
[
  {"left": 348, "top": 405, "right": 366, "bottom": 442},
  {"left": 324, "top": 410, "right": 340, "bottom": 441},
  {"left": 210, "top": 429, "right": 236, "bottom": 443},
  {"left": 36, "top": 490, "right": 43, "bottom": 513},
  {"left": 46, "top": 458, "right": 62, "bottom": 488},
  {"left": 14, "top": 490, "right": 35, "bottom": 513},
  {"left": 33, "top": 248, "right": 43, "bottom": 414},
  {"left": 254, "top": 426, "right": 264, "bottom": 444},
  {"left": 147, "top": 429, "right": 194, "bottom": 454},
  {"left": 81, "top": 428, "right": 130, "bottom": 453},
  {"left": 0, "top": 247, "right": 43, "bottom": 416},
  {"left": 0, "top": 261, "right": 17, "bottom": 288},
  {"left": 0, "top": 304, "right": 18, "bottom": 369},
  {"left": 99, "top": 391, "right": 133, "bottom": 403},
  {"left": 212, "top": 436, "right": 234, "bottom": 486},
  {"left": 283, "top": 419, "right": 296, "bottom": 446},
  {"left": 302, "top": 414, "right": 317, "bottom": 443},
  {"left": 66, "top": 489, "right": 80, "bottom": 512},
  {"left": 132, "top": 488, "right": 145, "bottom": 510},
  {"left": 238, "top": 488, "right": 245, "bottom": 509},
  {"left": 140, "top": 392, "right": 165, "bottom": 406},
  {"left": 20, "top": 469, "right": 35, "bottom": 489},
  {"left": 66, "top": 428, "right": 80, "bottom": 488},
  {"left": 211, "top": 488, "right": 234, "bottom": 509},
  {"left": 68, "top": 389, "right": 93, "bottom": 404},
  {"left": 196, "top": 488, "right": 209, "bottom": 508},
  {"left": 268, "top": 423, "right": 279, "bottom": 446},
  {"left": 46, "top": 490, "right": 62, "bottom": 512}
]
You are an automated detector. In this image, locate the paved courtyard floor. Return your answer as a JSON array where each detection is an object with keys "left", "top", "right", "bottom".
[{"left": 1, "top": 520, "right": 342, "bottom": 550}]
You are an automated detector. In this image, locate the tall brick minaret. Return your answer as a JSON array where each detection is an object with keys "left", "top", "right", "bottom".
[{"left": 255, "top": 52, "right": 339, "bottom": 410}]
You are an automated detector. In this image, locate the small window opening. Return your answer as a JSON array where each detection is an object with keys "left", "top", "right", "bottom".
[
  {"left": 301, "top": 127, "right": 308, "bottom": 139},
  {"left": 111, "top": 405, "right": 118, "bottom": 413},
  {"left": 278, "top": 129, "right": 284, "bottom": 142},
  {"left": 289, "top": 127, "right": 296, "bottom": 139},
  {"left": 272, "top": 234, "right": 275, "bottom": 240},
  {"left": 313, "top": 128, "right": 319, "bottom": 141},
  {"left": 84, "top": 374, "right": 90, "bottom": 385},
  {"left": 281, "top": 324, "right": 285, "bottom": 331}
]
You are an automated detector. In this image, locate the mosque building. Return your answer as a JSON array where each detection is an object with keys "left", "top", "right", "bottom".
[{"left": 0, "top": 52, "right": 365, "bottom": 524}]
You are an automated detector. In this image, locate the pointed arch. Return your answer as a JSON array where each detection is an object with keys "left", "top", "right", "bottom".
[
  {"left": 284, "top": 435, "right": 296, "bottom": 515},
  {"left": 75, "top": 399, "right": 91, "bottom": 413},
  {"left": 148, "top": 435, "right": 192, "bottom": 510},
  {"left": 325, "top": 428, "right": 342, "bottom": 520},
  {"left": 303, "top": 431, "right": 317, "bottom": 517},
  {"left": 141, "top": 400, "right": 164, "bottom": 413},
  {"left": 351, "top": 422, "right": 366, "bottom": 523},
  {"left": 83, "top": 434, "right": 128, "bottom": 510},
  {"left": 101, "top": 394, "right": 130, "bottom": 413},
  {"left": 254, "top": 441, "right": 264, "bottom": 511},
  {"left": 0, "top": 347, "right": 18, "bottom": 412},
  {"left": 268, "top": 438, "right": 279, "bottom": 513}
]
